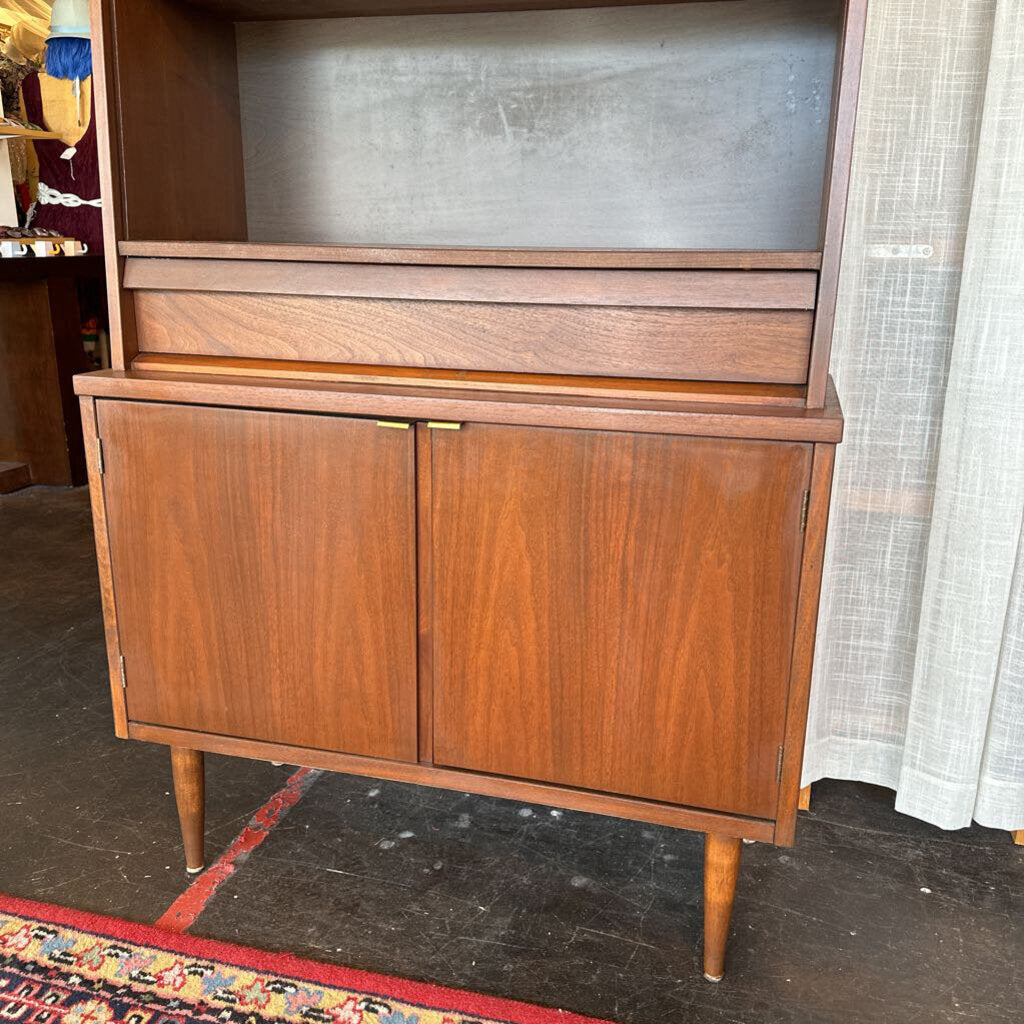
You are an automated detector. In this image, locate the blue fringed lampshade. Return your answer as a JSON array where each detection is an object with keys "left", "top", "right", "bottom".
[{"left": 44, "top": 37, "right": 92, "bottom": 81}]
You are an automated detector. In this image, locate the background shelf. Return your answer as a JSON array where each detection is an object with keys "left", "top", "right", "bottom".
[{"left": 0, "top": 126, "right": 61, "bottom": 140}]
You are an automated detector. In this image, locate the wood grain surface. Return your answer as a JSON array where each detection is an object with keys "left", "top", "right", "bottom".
[
  {"left": 90, "top": 0, "right": 137, "bottom": 368},
  {"left": 96, "top": 400, "right": 418, "bottom": 760},
  {"left": 170, "top": 748, "right": 206, "bottom": 872},
  {"left": 132, "top": 290, "right": 813, "bottom": 384},
  {"left": 704, "top": 834, "right": 743, "bottom": 980},
  {"left": 73, "top": 370, "right": 846, "bottom": 443},
  {"left": 107, "top": 0, "right": 248, "bottom": 242},
  {"left": 79, "top": 396, "right": 129, "bottom": 739},
  {"left": 128, "top": 722, "right": 777, "bottom": 842},
  {"left": 431, "top": 424, "right": 812, "bottom": 818},
  {"left": 123, "top": 260, "right": 817, "bottom": 309},
  {"left": 119, "top": 240, "right": 823, "bottom": 271},
  {"left": 187, "top": 0, "right": 749, "bottom": 18},
  {"left": 131, "top": 353, "right": 809, "bottom": 407},
  {"left": 0, "top": 277, "right": 88, "bottom": 485},
  {"left": 807, "top": 0, "right": 868, "bottom": 406},
  {"left": 773, "top": 442, "right": 837, "bottom": 845}
]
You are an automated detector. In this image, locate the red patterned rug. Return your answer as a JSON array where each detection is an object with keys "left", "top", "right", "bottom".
[{"left": 0, "top": 895, "right": 612, "bottom": 1024}]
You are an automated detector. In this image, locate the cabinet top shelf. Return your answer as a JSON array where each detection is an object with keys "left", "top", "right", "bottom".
[
  {"left": 119, "top": 241, "right": 823, "bottom": 271},
  {"left": 186, "top": 0, "right": 747, "bottom": 21}
]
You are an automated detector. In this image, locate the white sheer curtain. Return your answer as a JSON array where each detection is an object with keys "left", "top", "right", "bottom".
[{"left": 804, "top": 0, "right": 1024, "bottom": 831}]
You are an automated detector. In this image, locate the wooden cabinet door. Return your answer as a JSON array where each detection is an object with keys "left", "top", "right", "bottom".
[
  {"left": 98, "top": 400, "right": 418, "bottom": 761},
  {"left": 431, "top": 424, "right": 811, "bottom": 819}
]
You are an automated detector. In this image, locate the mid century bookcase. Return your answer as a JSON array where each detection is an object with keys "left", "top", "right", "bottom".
[{"left": 75, "top": 0, "right": 866, "bottom": 983}]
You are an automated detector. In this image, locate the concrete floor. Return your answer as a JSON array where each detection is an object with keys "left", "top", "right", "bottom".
[{"left": 1, "top": 485, "right": 1022, "bottom": 1023}]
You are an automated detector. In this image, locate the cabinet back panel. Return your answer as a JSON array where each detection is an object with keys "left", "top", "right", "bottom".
[
  {"left": 97, "top": 400, "right": 419, "bottom": 759},
  {"left": 431, "top": 425, "right": 811, "bottom": 819},
  {"left": 237, "top": 0, "right": 839, "bottom": 249}
]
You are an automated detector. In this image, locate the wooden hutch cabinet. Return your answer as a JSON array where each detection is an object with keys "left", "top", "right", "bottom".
[{"left": 76, "top": 0, "right": 866, "bottom": 984}]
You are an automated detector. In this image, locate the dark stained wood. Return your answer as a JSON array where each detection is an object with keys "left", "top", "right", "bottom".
[
  {"left": 174, "top": 0, "right": 752, "bottom": 20},
  {"left": 431, "top": 425, "right": 812, "bottom": 819},
  {"left": 106, "top": 0, "right": 248, "bottom": 243},
  {"left": 704, "top": 834, "right": 742, "bottom": 982},
  {"left": 415, "top": 422, "right": 435, "bottom": 765},
  {"left": 119, "top": 240, "right": 824, "bottom": 271},
  {"left": 0, "top": 462, "right": 30, "bottom": 494},
  {"left": 0, "top": 254, "right": 105, "bottom": 284},
  {"left": 74, "top": 369, "right": 846, "bottom": 443},
  {"left": 132, "top": 290, "right": 814, "bottom": 385},
  {"left": 774, "top": 443, "right": 837, "bottom": 846},
  {"left": 79, "top": 396, "right": 129, "bottom": 739},
  {"left": 46, "top": 273, "right": 90, "bottom": 487},
  {"left": 123, "top": 259, "right": 818, "bottom": 310},
  {"left": 0, "top": 277, "right": 90, "bottom": 485},
  {"left": 807, "top": 0, "right": 869, "bottom": 407},
  {"left": 128, "top": 722, "right": 777, "bottom": 843},
  {"left": 91, "top": 0, "right": 138, "bottom": 369},
  {"left": 170, "top": 747, "right": 206, "bottom": 873},
  {"left": 132, "top": 353, "right": 809, "bottom": 407},
  {"left": 96, "top": 400, "right": 419, "bottom": 760}
]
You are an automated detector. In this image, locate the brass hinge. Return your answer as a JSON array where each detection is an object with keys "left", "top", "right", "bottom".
[
  {"left": 118, "top": 655, "right": 126, "bottom": 690},
  {"left": 776, "top": 745, "right": 785, "bottom": 785},
  {"left": 376, "top": 420, "right": 411, "bottom": 430},
  {"left": 800, "top": 490, "right": 811, "bottom": 532},
  {"left": 96, "top": 438, "right": 105, "bottom": 475},
  {"left": 427, "top": 421, "right": 462, "bottom": 430}
]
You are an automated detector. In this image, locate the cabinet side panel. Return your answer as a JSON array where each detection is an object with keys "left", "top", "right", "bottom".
[
  {"left": 432, "top": 425, "right": 812, "bottom": 820},
  {"left": 807, "top": 0, "right": 869, "bottom": 405},
  {"left": 79, "top": 397, "right": 128, "bottom": 738},
  {"left": 108, "top": 0, "right": 247, "bottom": 241},
  {"left": 97, "top": 400, "right": 418, "bottom": 760},
  {"left": 91, "top": 0, "right": 137, "bottom": 368},
  {"left": 774, "top": 442, "right": 836, "bottom": 845}
]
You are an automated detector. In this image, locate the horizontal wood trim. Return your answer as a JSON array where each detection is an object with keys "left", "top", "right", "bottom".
[
  {"left": 192, "top": 1, "right": 750, "bottom": 19},
  {"left": 132, "top": 353, "right": 808, "bottom": 407},
  {"left": 126, "top": 721, "right": 776, "bottom": 842},
  {"left": 123, "top": 259, "right": 818, "bottom": 310},
  {"left": 133, "top": 291, "right": 814, "bottom": 384},
  {"left": 73, "top": 370, "right": 845, "bottom": 443},
  {"left": 119, "top": 241, "right": 823, "bottom": 272}
]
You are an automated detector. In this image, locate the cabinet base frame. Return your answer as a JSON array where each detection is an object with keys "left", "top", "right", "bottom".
[{"left": 129, "top": 722, "right": 778, "bottom": 844}]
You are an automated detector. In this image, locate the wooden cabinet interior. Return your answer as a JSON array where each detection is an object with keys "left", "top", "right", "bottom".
[
  {"left": 80, "top": 0, "right": 865, "bottom": 985},
  {"left": 105, "top": 0, "right": 843, "bottom": 254}
]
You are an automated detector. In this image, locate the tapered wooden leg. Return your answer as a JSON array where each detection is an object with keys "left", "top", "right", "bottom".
[
  {"left": 170, "top": 747, "right": 205, "bottom": 874},
  {"left": 704, "top": 833, "right": 742, "bottom": 982},
  {"left": 798, "top": 785, "right": 812, "bottom": 811},
  {"left": 1012, "top": 830, "right": 1024, "bottom": 846}
]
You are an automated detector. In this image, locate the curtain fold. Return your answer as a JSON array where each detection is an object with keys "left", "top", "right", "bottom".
[{"left": 804, "top": 0, "right": 1024, "bottom": 831}]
